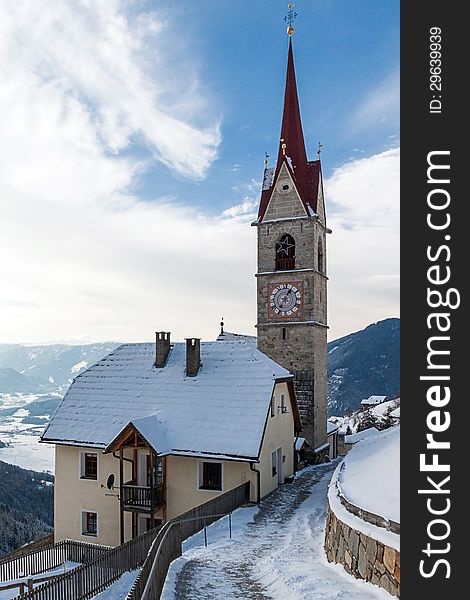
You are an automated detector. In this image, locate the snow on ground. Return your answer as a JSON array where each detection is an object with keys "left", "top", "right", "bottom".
[
  {"left": 92, "top": 570, "right": 139, "bottom": 599},
  {"left": 0, "top": 394, "right": 39, "bottom": 410},
  {"left": 161, "top": 464, "right": 391, "bottom": 600},
  {"left": 0, "top": 414, "right": 54, "bottom": 473},
  {"left": 339, "top": 426, "right": 399, "bottom": 525},
  {"left": 370, "top": 399, "right": 399, "bottom": 419},
  {"left": 344, "top": 427, "right": 380, "bottom": 444},
  {"left": 71, "top": 361, "right": 88, "bottom": 374},
  {"left": 0, "top": 562, "right": 79, "bottom": 600},
  {"left": 0, "top": 433, "right": 54, "bottom": 473}
]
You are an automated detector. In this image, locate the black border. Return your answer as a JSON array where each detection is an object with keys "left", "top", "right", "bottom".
[{"left": 401, "top": 3, "right": 465, "bottom": 597}]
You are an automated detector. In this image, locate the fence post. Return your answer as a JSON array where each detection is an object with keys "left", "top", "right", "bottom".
[{"left": 204, "top": 519, "right": 207, "bottom": 547}]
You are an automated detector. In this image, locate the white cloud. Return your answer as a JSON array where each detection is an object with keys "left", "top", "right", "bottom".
[
  {"left": 0, "top": 0, "right": 220, "bottom": 181},
  {"left": 0, "top": 2, "right": 399, "bottom": 344},
  {"left": 327, "top": 148, "right": 400, "bottom": 339}
]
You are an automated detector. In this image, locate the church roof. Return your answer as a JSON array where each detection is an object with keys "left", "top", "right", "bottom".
[
  {"left": 257, "top": 38, "right": 322, "bottom": 222},
  {"left": 41, "top": 338, "right": 296, "bottom": 460}
]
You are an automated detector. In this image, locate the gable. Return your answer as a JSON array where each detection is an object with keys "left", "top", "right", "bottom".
[
  {"left": 263, "top": 163, "right": 308, "bottom": 221},
  {"left": 315, "top": 171, "right": 326, "bottom": 224}
]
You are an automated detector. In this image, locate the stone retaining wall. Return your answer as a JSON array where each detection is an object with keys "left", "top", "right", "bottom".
[{"left": 324, "top": 505, "right": 400, "bottom": 597}]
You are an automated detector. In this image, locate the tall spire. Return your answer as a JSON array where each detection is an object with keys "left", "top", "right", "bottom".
[
  {"left": 256, "top": 14, "right": 322, "bottom": 223},
  {"left": 277, "top": 37, "right": 308, "bottom": 181}
]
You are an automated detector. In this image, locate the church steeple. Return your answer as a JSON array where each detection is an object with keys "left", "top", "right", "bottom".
[
  {"left": 254, "top": 14, "right": 329, "bottom": 453},
  {"left": 256, "top": 35, "right": 321, "bottom": 223},
  {"left": 277, "top": 38, "right": 308, "bottom": 183}
]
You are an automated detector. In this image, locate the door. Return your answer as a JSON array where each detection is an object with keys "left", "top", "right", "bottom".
[
  {"left": 137, "top": 451, "right": 148, "bottom": 486},
  {"left": 276, "top": 448, "right": 283, "bottom": 485}
]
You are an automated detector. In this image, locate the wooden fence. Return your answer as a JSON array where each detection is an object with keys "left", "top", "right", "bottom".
[
  {"left": 11, "top": 524, "right": 162, "bottom": 600},
  {"left": 7, "top": 482, "right": 249, "bottom": 600},
  {"left": 128, "top": 481, "right": 250, "bottom": 600},
  {"left": 0, "top": 539, "right": 110, "bottom": 583}
]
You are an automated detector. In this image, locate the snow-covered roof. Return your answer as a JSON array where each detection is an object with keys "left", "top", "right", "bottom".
[
  {"left": 216, "top": 331, "right": 256, "bottom": 344},
  {"left": 360, "top": 395, "right": 387, "bottom": 406},
  {"left": 345, "top": 427, "right": 380, "bottom": 444},
  {"left": 327, "top": 421, "right": 339, "bottom": 435},
  {"left": 41, "top": 339, "right": 292, "bottom": 460},
  {"left": 262, "top": 167, "right": 275, "bottom": 191},
  {"left": 370, "top": 399, "right": 397, "bottom": 419},
  {"left": 390, "top": 407, "right": 400, "bottom": 419}
]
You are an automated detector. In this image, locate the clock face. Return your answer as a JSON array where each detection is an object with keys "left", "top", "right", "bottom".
[{"left": 268, "top": 282, "right": 303, "bottom": 319}]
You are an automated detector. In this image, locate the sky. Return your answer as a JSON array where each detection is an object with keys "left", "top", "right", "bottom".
[{"left": 0, "top": 0, "right": 400, "bottom": 344}]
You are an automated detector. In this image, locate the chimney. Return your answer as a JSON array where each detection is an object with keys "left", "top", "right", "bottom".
[
  {"left": 155, "top": 332, "right": 171, "bottom": 368},
  {"left": 185, "top": 338, "right": 201, "bottom": 376}
]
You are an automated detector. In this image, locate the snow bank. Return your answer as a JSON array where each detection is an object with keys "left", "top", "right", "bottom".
[
  {"left": 341, "top": 426, "right": 399, "bottom": 524},
  {"left": 328, "top": 426, "right": 400, "bottom": 551},
  {"left": 344, "top": 427, "right": 380, "bottom": 444},
  {"left": 92, "top": 569, "right": 139, "bottom": 599}
]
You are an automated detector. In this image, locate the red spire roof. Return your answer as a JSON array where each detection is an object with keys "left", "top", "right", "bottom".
[
  {"left": 257, "top": 38, "right": 321, "bottom": 222},
  {"left": 277, "top": 37, "right": 308, "bottom": 182}
]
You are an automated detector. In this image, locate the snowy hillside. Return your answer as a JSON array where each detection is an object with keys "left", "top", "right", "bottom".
[
  {"left": 327, "top": 318, "right": 400, "bottom": 416},
  {"left": 0, "top": 343, "right": 118, "bottom": 472},
  {"left": 0, "top": 343, "right": 119, "bottom": 395}
]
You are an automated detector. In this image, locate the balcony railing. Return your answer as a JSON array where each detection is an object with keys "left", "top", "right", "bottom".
[
  {"left": 275, "top": 257, "right": 295, "bottom": 271},
  {"left": 122, "top": 482, "right": 165, "bottom": 512}
]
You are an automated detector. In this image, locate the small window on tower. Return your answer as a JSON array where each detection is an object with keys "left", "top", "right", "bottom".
[
  {"left": 275, "top": 234, "right": 295, "bottom": 270},
  {"left": 282, "top": 327, "right": 286, "bottom": 340},
  {"left": 318, "top": 239, "right": 324, "bottom": 274}
]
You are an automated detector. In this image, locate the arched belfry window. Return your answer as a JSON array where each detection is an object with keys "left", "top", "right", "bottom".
[
  {"left": 318, "top": 238, "right": 324, "bottom": 274},
  {"left": 275, "top": 234, "right": 295, "bottom": 271}
]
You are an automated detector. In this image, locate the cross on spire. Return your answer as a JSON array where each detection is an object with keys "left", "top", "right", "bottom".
[{"left": 284, "top": 3, "right": 298, "bottom": 36}]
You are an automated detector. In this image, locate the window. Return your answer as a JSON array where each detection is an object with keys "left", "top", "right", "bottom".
[
  {"left": 318, "top": 239, "right": 324, "bottom": 274},
  {"left": 271, "top": 394, "right": 276, "bottom": 417},
  {"left": 280, "top": 394, "right": 287, "bottom": 414},
  {"left": 199, "top": 462, "right": 223, "bottom": 491},
  {"left": 282, "top": 327, "right": 286, "bottom": 341},
  {"left": 80, "top": 452, "right": 98, "bottom": 480},
  {"left": 275, "top": 234, "right": 295, "bottom": 271},
  {"left": 272, "top": 451, "right": 277, "bottom": 477},
  {"left": 81, "top": 511, "right": 97, "bottom": 536}
]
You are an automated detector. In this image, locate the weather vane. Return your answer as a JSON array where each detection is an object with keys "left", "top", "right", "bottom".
[
  {"left": 317, "top": 143, "right": 324, "bottom": 157},
  {"left": 281, "top": 138, "right": 287, "bottom": 156},
  {"left": 284, "top": 3, "right": 298, "bottom": 36}
]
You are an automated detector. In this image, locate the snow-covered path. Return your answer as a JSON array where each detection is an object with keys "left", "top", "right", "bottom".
[{"left": 161, "top": 464, "right": 391, "bottom": 600}]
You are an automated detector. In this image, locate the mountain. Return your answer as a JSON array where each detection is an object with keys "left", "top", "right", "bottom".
[
  {"left": 0, "top": 460, "right": 54, "bottom": 556},
  {"left": 327, "top": 318, "right": 400, "bottom": 416},
  {"left": 0, "top": 342, "right": 119, "bottom": 396}
]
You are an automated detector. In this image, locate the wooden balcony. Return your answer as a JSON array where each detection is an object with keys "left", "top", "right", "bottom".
[
  {"left": 275, "top": 257, "right": 295, "bottom": 271},
  {"left": 121, "top": 482, "right": 165, "bottom": 513}
]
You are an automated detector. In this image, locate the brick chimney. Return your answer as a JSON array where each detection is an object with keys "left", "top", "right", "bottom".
[
  {"left": 185, "top": 338, "right": 201, "bottom": 376},
  {"left": 155, "top": 332, "right": 171, "bottom": 368}
]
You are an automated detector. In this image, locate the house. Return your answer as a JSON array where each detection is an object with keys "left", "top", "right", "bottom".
[
  {"left": 360, "top": 395, "right": 387, "bottom": 407},
  {"left": 41, "top": 333, "right": 301, "bottom": 546},
  {"left": 344, "top": 427, "right": 380, "bottom": 452}
]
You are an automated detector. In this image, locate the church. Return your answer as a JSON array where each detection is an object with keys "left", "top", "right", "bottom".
[{"left": 41, "top": 24, "right": 331, "bottom": 547}]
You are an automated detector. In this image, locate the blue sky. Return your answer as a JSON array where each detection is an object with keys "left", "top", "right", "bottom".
[
  {"left": 135, "top": 0, "right": 400, "bottom": 212},
  {"left": 0, "top": 0, "right": 399, "bottom": 343}
]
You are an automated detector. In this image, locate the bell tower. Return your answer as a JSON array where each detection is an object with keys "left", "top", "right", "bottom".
[{"left": 253, "top": 27, "right": 330, "bottom": 452}]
